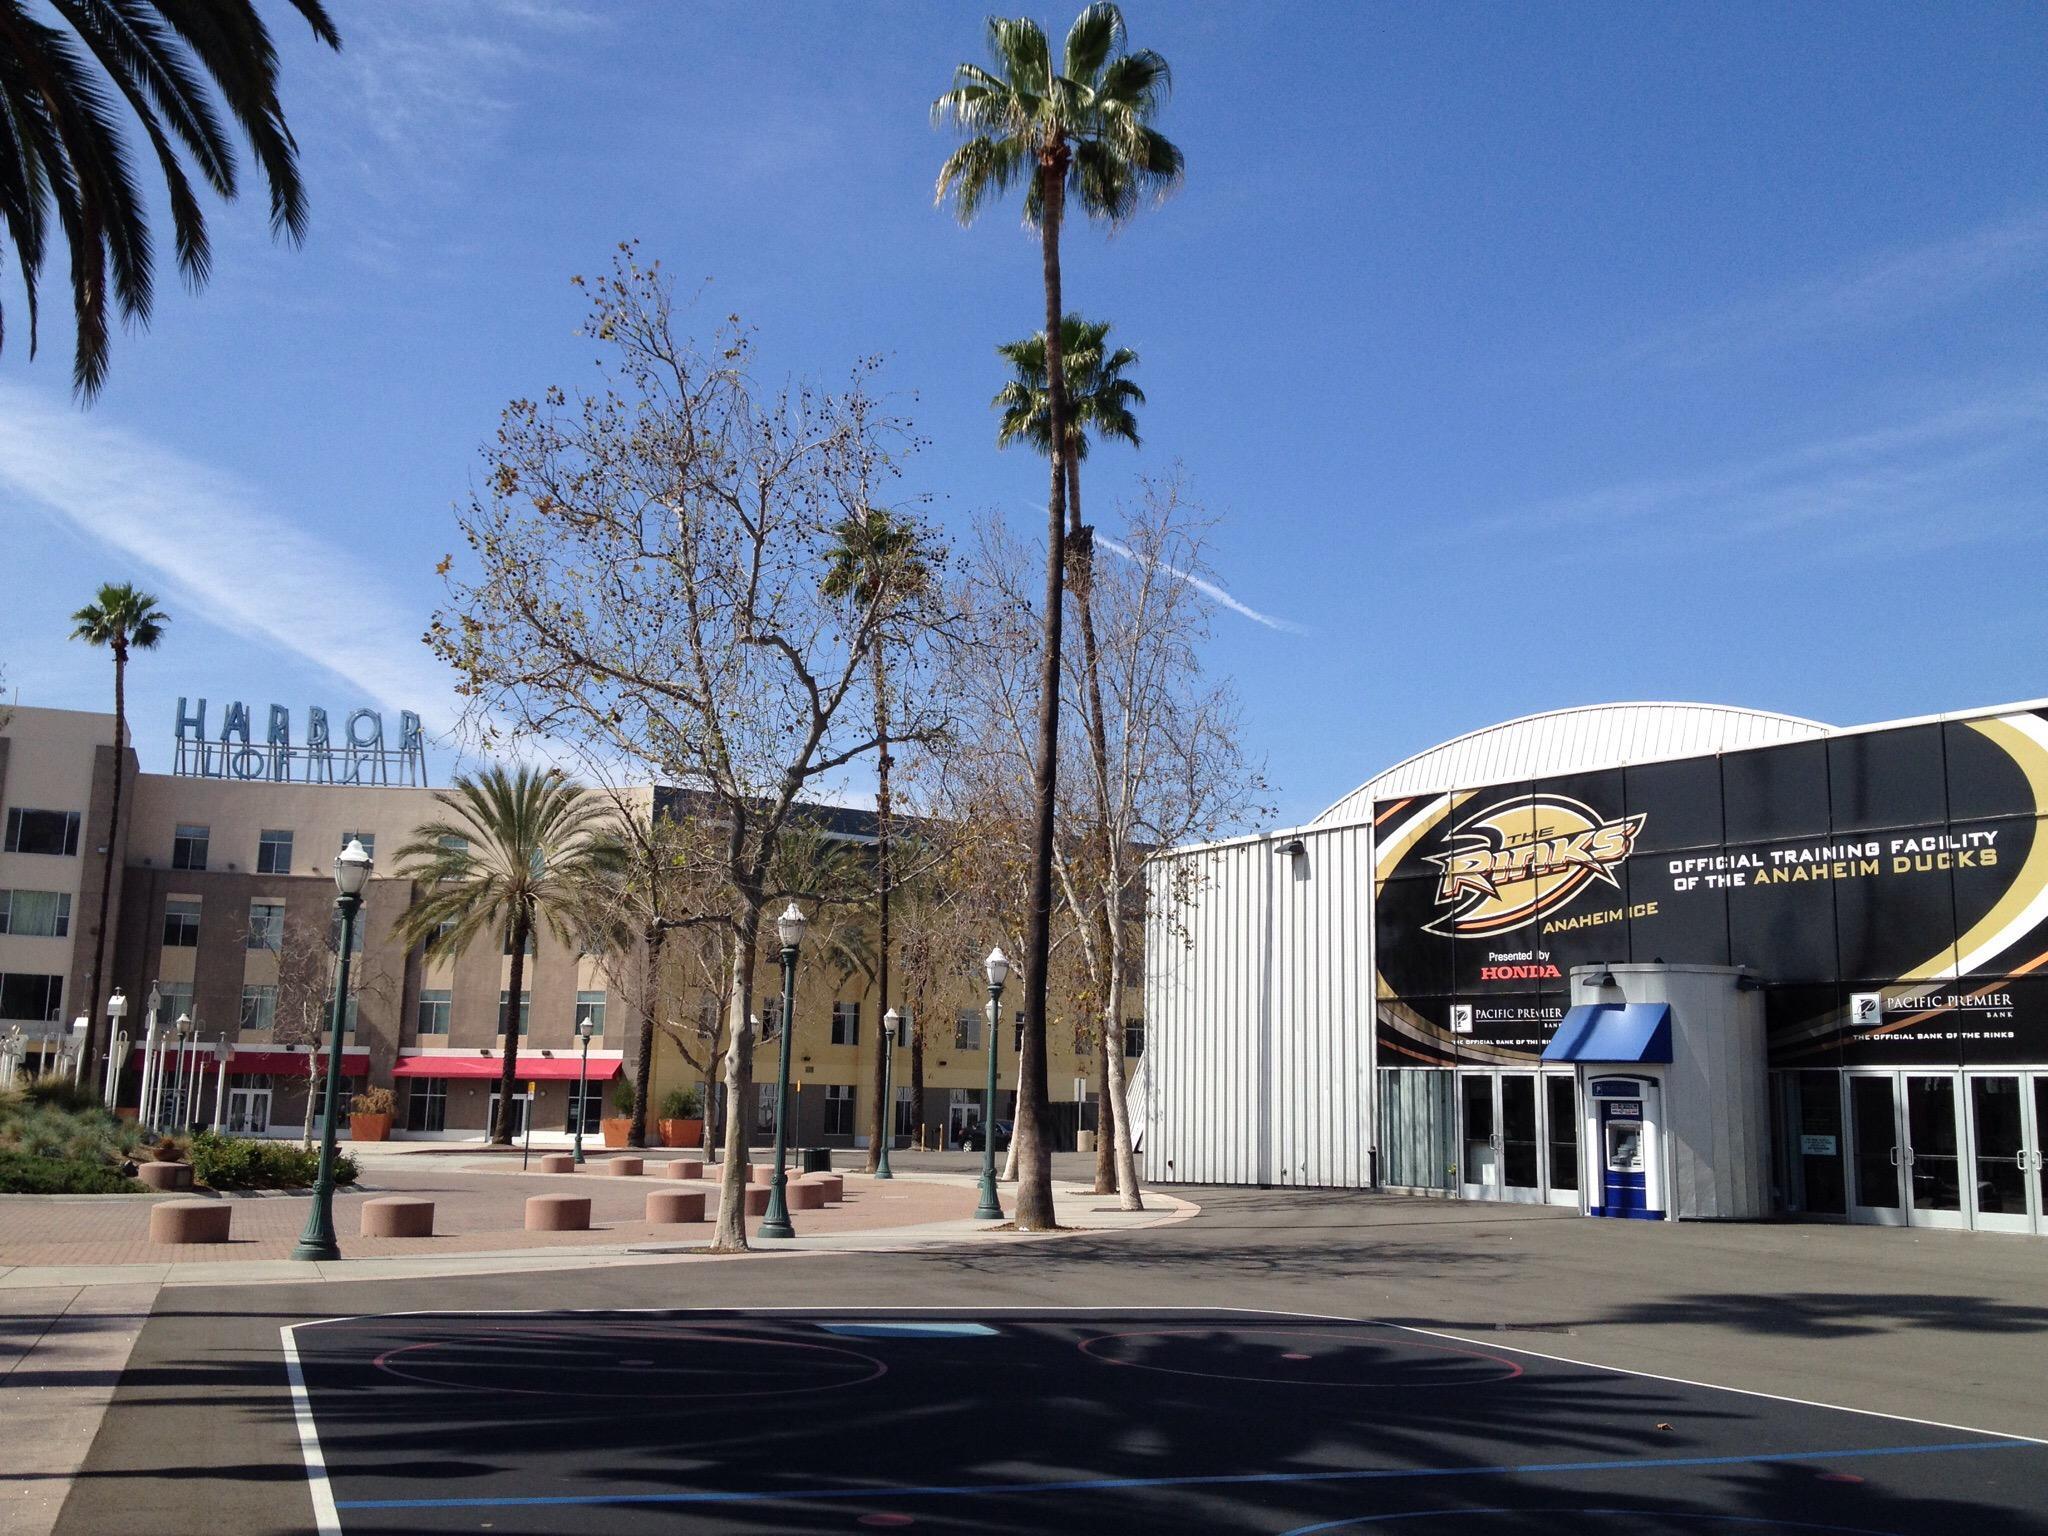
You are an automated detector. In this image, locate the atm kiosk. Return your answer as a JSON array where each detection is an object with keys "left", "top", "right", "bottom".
[{"left": 1543, "top": 963, "right": 1769, "bottom": 1223}]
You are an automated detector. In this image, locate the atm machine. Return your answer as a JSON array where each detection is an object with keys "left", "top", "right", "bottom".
[{"left": 1586, "top": 1074, "right": 1665, "bottom": 1219}]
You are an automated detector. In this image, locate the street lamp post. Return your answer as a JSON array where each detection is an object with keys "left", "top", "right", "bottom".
[
  {"left": 139, "top": 985, "right": 162, "bottom": 1129},
  {"left": 975, "top": 947, "right": 1009, "bottom": 1222},
  {"left": 572, "top": 1012, "right": 595, "bottom": 1165},
  {"left": 757, "top": 902, "right": 806, "bottom": 1240},
  {"left": 877, "top": 1007, "right": 900, "bottom": 1180},
  {"left": 292, "top": 838, "right": 373, "bottom": 1263},
  {"left": 212, "top": 1038, "right": 232, "bottom": 1132}
]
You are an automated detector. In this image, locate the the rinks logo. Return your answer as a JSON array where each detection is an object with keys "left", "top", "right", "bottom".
[{"left": 1424, "top": 794, "right": 1645, "bottom": 937}]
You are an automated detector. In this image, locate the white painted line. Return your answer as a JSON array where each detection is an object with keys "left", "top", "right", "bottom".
[{"left": 279, "top": 1324, "right": 343, "bottom": 1536}]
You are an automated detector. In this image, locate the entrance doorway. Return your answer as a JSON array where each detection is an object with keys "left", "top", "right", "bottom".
[
  {"left": 226, "top": 1086, "right": 271, "bottom": 1135},
  {"left": 486, "top": 1089, "right": 533, "bottom": 1140},
  {"left": 1844, "top": 1071, "right": 1966, "bottom": 1229},
  {"left": 1459, "top": 1070, "right": 1578, "bottom": 1206},
  {"left": 1964, "top": 1072, "right": 2047, "bottom": 1236}
]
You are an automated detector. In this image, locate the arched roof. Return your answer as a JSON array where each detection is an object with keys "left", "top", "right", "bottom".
[{"left": 1311, "top": 701, "right": 1833, "bottom": 827}]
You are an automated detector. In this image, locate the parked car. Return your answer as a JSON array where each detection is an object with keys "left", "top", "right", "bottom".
[{"left": 958, "top": 1120, "right": 1012, "bottom": 1152}]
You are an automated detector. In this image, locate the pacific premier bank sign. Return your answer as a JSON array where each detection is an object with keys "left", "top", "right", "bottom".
[{"left": 170, "top": 698, "right": 428, "bottom": 787}]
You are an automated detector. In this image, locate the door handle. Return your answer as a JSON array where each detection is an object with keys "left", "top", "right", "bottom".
[
  {"left": 1904, "top": 1147, "right": 1916, "bottom": 1167},
  {"left": 1889, "top": 1146, "right": 1900, "bottom": 1167}
]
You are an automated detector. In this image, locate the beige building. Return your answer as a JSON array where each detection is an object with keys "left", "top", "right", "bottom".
[{"left": 5, "top": 702, "right": 1136, "bottom": 1147}]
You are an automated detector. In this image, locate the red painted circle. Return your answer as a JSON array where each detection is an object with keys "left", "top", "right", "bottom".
[
  {"left": 857, "top": 1516, "right": 916, "bottom": 1528},
  {"left": 1076, "top": 1327, "right": 1524, "bottom": 1388}
]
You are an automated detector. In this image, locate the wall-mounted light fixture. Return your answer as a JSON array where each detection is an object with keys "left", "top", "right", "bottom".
[
  {"left": 1735, "top": 973, "right": 1763, "bottom": 992},
  {"left": 1593, "top": 968, "right": 1617, "bottom": 989},
  {"left": 1276, "top": 838, "right": 1306, "bottom": 858}
]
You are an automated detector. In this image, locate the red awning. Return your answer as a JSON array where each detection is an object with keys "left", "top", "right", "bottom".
[
  {"left": 128, "top": 1047, "right": 370, "bottom": 1075},
  {"left": 390, "top": 1055, "right": 623, "bottom": 1082}
]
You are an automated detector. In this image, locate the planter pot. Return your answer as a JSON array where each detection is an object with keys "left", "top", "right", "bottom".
[
  {"left": 657, "top": 1118, "right": 704, "bottom": 1148},
  {"left": 350, "top": 1113, "right": 393, "bottom": 1143},
  {"left": 601, "top": 1118, "right": 633, "bottom": 1148}
]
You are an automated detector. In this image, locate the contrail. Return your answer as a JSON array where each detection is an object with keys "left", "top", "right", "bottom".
[{"left": 1096, "top": 534, "right": 1306, "bottom": 634}]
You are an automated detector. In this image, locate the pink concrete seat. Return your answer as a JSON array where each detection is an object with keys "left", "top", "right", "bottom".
[
  {"left": 787, "top": 1181, "right": 825, "bottom": 1211},
  {"left": 661, "top": 1158, "right": 706, "bottom": 1180},
  {"left": 360, "top": 1197, "right": 435, "bottom": 1238},
  {"left": 645, "top": 1189, "right": 707, "bottom": 1224},
  {"left": 149, "top": 1200, "right": 230, "bottom": 1244},
  {"left": 744, "top": 1184, "right": 771, "bottom": 1216},
  {"left": 137, "top": 1161, "right": 192, "bottom": 1192},
  {"left": 537, "top": 1153, "right": 576, "bottom": 1174},
  {"left": 524, "top": 1194, "right": 591, "bottom": 1231},
  {"left": 605, "top": 1157, "right": 644, "bottom": 1176},
  {"left": 806, "top": 1173, "right": 844, "bottom": 1204},
  {"left": 749, "top": 1163, "right": 778, "bottom": 1186}
]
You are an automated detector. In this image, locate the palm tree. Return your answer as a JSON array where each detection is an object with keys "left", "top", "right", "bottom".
[
  {"left": 995, "top": 312, "right": 1142, "bottom": 1194},
  {"left": 0, "top": 1, "right": 342, "bottom": 399},
  {"left": 822, "top": 507, "right": 932, "bottom": 1172},
  {"left": 394, "top": 767, "right": 623, "bottom": 1145},
  {"left": 935, "top": 1, "right": 1180, "bottom": 1230},
  {"left": 69, "top": 581, "right": 166, "bottom": 1077}
]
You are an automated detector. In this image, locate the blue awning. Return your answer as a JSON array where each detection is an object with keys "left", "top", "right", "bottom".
[{"left": 1541, "top": 1003, "right": 1672, "bottom": 1064}]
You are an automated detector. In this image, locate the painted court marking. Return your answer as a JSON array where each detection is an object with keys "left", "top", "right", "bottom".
[{"left": 280, "top": 1304, "right": 2047, "bottom": 1532}]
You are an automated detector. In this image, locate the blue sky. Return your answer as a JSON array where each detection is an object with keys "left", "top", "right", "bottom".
[{"left": 3, "top": 2, "right": 2044, "bottom": 826}]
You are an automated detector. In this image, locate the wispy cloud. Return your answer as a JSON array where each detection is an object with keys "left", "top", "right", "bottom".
[
  {"left": 1613, "top": 210, "right": 2048, "bottom": 372},
  {"left": 1481, "top": 382, "right": 2048, "bottom": 561},
  {"left": 0, "top": 385, "right": 463, "bottom": 734},
  {"left": 1097, "top": 533, "right": 1307, "bottom": 634}
]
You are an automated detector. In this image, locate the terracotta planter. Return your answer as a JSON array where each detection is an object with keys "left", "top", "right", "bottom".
[
  {"left": 657, "top": 1117, "right": 704, "bottom": 1148},
  {"left": 349, "top": 1113, "right": 393, "bottom": 1142},
  {"left": 601, "top": 1117, "right": 632, "bottom": 1148}
]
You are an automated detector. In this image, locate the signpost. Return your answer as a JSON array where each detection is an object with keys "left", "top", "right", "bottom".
[{"left": 521, "top": 1080, "right": 537, "bottom": 1171}]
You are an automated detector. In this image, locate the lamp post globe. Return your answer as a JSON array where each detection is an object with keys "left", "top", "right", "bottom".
[
  {"left": 573, "top": 1012, "right": 595, "bottom": 1165},
  {"left": 876, "top": 1008, "right": 900, "bottom": 1180},
  {"left": 759, "top": 903, "right": 805, "bottom": 1240},
  {"left": 974, "top": 948, "right": 1008, "bottom": 1222},
  {"left": 293, "top": 838, "right": 373, "bottom": 1262}
]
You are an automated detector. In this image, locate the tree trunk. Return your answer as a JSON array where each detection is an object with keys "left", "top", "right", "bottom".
[
  {"left": 1094, "top": 1014, "right": 1115, "bottom": 1193},
  {"left": 629, "top": 924, "right": 663, "bottom": 1147},
  {"left": 1012, "top": 151, "right": 1069, "bottom": 1232},
  {"left": 1103, "top": 921, "right": 1144, "bottom": 1211},
  {"left": 910, "top": 1013, "right": 925, "bottom": 1150},
  {"left": 864, "top": 641, "right": 891, "bottom": 1172},
  {"left": 711, "top": 907, "right": 761, "bottom": 1252},
  {"left": 84, "top": 639, "right": 126, "bottom": 1076},
  {"left": 494, "top": 910, "right": 529, "bottom": 1144}
]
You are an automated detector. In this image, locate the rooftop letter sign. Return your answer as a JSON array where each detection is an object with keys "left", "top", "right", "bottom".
[{"left": 171, "top": 699, "right": 428, "bottom": 787}]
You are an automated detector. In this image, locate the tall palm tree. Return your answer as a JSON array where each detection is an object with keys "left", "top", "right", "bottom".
[
  {"left": 69, "top": 581, "right": 166, "bottom": 1077},
  {"left": 822, "top": 507, "right": 931, "bottom": 1172},
  {"left": 995, "top": 313, "right": 1142, "bottom": 1194},
  {"left": 0, "top": 1, "right": 342, "bottom": 399},
  {"left": 394, "top": 767, "right": 623, "bottom": 1145},
  {"left": 935, "top": 1, "right": 1180, "bottom": 1230}
]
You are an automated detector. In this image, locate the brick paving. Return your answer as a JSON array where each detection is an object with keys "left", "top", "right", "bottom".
[{"left": 0, "top": 1157, "right": 978, "bottom": 1269}]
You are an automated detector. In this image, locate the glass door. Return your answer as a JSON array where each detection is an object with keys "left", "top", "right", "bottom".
[
  {"left": 1544, "top": 1074, "right": 1581, "bottom": 1207},
  {"left": 1499, "top": 1074, "right": 1544, "bottom": 1203},
  {"left": 1845, "top": 1072, "right": 1905, "bottom": 1225},
  {"left": 486, "top": 1090, "right": 532, "bottom": 1140},
  {"left": 1966, "top": 1074, "right": 2034, "bottom": 1235},
  {"left": 226, "top": 1087, "right": 271, "bottom": 1135},
  {"left": 1459, "top": 1073, "right": 1498, "bottom": 1199},
  {"left": 1901, "top": 1073, "right": 1966, "bottom": 1229}
]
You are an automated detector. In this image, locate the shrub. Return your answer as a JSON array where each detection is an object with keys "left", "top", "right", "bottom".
[
  {"left": 190, "top": 1131, "right": 358, "bottom": 1189},
  {"left": 611, "top": 1079, "right": 636, "bottom": 1115},
  {"left": 351, "top": 1086, "right": 396, "bottom": 1116},
  {"left": 22, "top": 1076, "right": 108, "bottom": 1115},
  {"left": 659, "top": 1087, "right": 701, "bottom": 1120},
  {"left": 153, "top": 1134, "right": 189, "bottom": 1164},
  {"left": 0, "top": 1149, "right": 143, "bottom": 1194}
]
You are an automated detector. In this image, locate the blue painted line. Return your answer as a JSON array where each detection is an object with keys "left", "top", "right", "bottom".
[
  {"left": 1282, "top": 1507, "right": 1915, "bottom": 1535},
  {"left": 330, "top": 1437, "right": 2035, "bottom": 1512},
  {"left": 816, "top": 1323, "right": 999, "bottom": 1338}
]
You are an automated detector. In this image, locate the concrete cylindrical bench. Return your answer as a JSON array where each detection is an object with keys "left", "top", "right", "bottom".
[
  {"left": 360, "top": 1197, "right": 435, "bottom": 1238},
  {"left": 806, "top": 1173, "right": 844, "bottom": 1204},
  {"left": 645, "top": 1189, "right": 707, "bottom": 1224},
  {"left": 524, "top": 1194, "right": 592, "bottom": 1232},
  {"left": 605, "top": 1157, "right": 644, "bottom": 1177},
  {"left": 744, "top": 1184, "right": 771, "bottom": 1216},
  {"left": 661, "top": 1158, "right": 706, "bottom": 1180},
  {"left": 537, "top": 1153, "right": 576, "bottom": 1174},
  {"left": 137, "top": 1161, "right": 193, "bottom": 1192},
  {"left": 787, "top": 1181, "right": 825, "bottom": 1211},
  {"left": 149, "top": 1200, "right": 230, "bottom": 1245},
  {"left": 749, "top": 1163, "right": 779, "bottom": 1186}
]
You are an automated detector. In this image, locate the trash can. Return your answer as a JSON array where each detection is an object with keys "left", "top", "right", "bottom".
[
  {"left": 1077, "top": 1130, "right": 1096, "bottom": 1153},
  {"left": 800, "top": 1146, "right": 833, "bottom": 1173}
]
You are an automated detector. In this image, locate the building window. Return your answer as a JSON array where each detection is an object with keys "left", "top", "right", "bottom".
[
  {"left": 823, "top": 1083, "right": 855, "bottom": 1137},
  {"left": 328, "top": 908, "right": 364, "bottom": 953},
  {"left": 0, "top": 973, "right": 63, "bottom": 1021},
  {"left": 1014, "top": 1011, "right": 1025, "bottom": 1053},
  {"left": 240, "top": 985, "right": 277, "bottom": 1031},
  {"left": 831, "top": 1000, "right": 860, "bottom": 1046},
  {"left": 172, "top": 824, "right": 210, "bottom": 870},
  {"left": 576, "top": 990, "right": 606, "bottom": 1034},
  {"left": 405, "top": 1077, "right": 449, "bottom": 1133},
  {"left": 498, "top": 990, "right": 530, "bottom": 1036},
  {"left": 340, "top": 831, "right": 376, "bottom": 862},
  {"left": 256, "top": 829, "right": 294, "bottom": 875},
  {"left": 893, "top": 1084, "right": 914, "bottom": 1139},
  {"left": 416, "top": 989, "right": 452, "bottom": 1035},
  {"left": 755, "top": 1081, "right": 777, "bottom": 1133},
  {"left": 954, "top": 1009, "right": 981, "bottom": 1051},
  {"left": 4, "top": 809, "right": 80, "bottom": 857},
  {"left": 424, "top": 915, "right": 458, "bottom": 955},
  {"left": 1124, "top": 1019, "right": 1145, "bottom": 1058},
  {"left": 162, "top": 898, "right": 201, "bottom": 948},
  {"left": 247, "top": 901, "right": 284, "bottom": 951},
  {"left": 503, "top": 926, "right": 535, "bottom": 956},
  {"left": 437, "top": 834, "right": 468, "bottom": 854},
  {"left": 0, "top": 890, "right": 71, "bottom": 938},
  {"left": 324, "top": 992, "right": 360, "bottom": 1035},
  {"left": 565, "top": 1080, "right": 603, "bottom": 1135},
  {"left": 157, "top": 982, "right": 193, "bottom": 1027}
]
